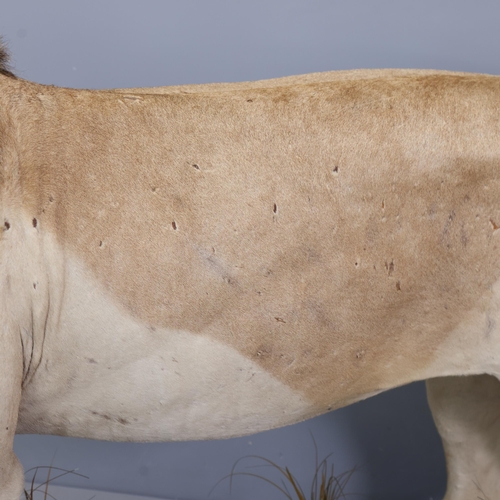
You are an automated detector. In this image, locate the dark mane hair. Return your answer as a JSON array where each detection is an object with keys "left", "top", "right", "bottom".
[{"left": 0, "top": 38, "right": 16, "bottom": 78}]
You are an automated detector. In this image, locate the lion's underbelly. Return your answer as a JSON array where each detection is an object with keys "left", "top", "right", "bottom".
[
  {"left": 16, "top": 256, "right": 320, "bottom": 441},
  {"left": 16, "top": 231, "right": 500, "bottom": 441}
]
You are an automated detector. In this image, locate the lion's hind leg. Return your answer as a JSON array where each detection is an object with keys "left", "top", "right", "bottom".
[{"left": 427, "top": 375, "right": 500, "bottom": 500}]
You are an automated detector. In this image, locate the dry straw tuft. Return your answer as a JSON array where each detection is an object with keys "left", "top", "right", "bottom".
[
  {"left": 212, "top": 436, "right": 358, "bottom": 500},
  {"left": 24, "top": 466, "right": 88, "bottom": 500}
]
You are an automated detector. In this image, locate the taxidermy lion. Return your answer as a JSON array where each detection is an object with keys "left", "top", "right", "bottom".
[{"left": 1, "top": 40, "right": 500, "bottom": 499}]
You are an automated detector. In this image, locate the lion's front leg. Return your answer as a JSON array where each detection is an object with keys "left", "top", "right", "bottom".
[{"left": 0, "top": 322, "right": 25, "bottom": 500}]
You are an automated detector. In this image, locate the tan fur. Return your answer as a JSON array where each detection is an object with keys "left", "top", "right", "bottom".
[{"left": 1, "top": 68, "right": 500, "bottom": 498}]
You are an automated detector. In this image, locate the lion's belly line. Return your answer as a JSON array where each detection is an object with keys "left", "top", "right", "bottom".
[{"left": 17, "top": 255, "right": 316, "bottom": 440}]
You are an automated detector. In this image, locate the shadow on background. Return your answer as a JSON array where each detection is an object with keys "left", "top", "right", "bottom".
[{"left": 336, "top": 381, "right": 447, "bottom": 499}]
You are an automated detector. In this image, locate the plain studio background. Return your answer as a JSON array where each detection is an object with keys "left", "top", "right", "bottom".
[{"left": 2, "top": 1, "right": 500, "bottom": 499}]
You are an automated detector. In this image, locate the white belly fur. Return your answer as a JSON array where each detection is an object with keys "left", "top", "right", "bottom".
[{"left": 17, "top": 253, "right": 316, "bottom": 441}]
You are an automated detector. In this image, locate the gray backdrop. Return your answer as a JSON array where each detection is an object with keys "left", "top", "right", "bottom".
[{"left": 2, "top": 1, "right": 500, "bottom": 499}]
